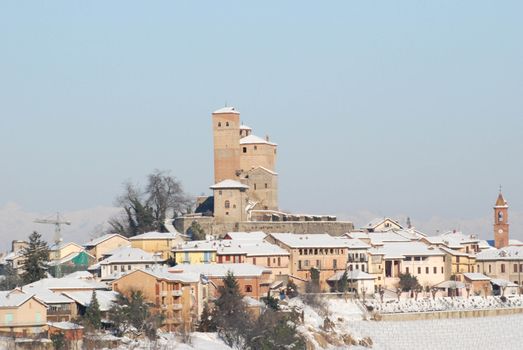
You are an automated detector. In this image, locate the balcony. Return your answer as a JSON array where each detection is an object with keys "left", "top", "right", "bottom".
[
  {"left": 161, "top": 304, "right": 168, "bottom": 310},
  {"left": 172, "top": 304, "right": 183, "bottom": 311},
  {"left": 172, "top": 290, "right": 183, "bottom": 297},
  {"left": 160, "top": 291, "right": 168, "bottom": 297}
]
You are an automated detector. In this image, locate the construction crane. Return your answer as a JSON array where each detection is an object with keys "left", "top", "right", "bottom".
[{"left": 34, "top": 212, "right": 71, "bottom": 246}]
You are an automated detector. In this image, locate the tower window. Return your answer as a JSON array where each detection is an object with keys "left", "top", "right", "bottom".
[
  {"left": 243, "top": 147, "right": 247, "bottom": 153},
  {"left": 254, "top": 184, "right": 257, "bottom": 190},
  {"left": 218, "top": 122, "right": 221, "bottom": 127},
  {"left": 254, "top": 146, "right": 257, "bottom": 151},
  {"left": 225, "top": 200, "right": 230, "bottom": 209},
  {"left": 498, "top": 212, "right": 504, "bottom": 222},
  {"left": 226, "top": 122, "right": 229, "bottom": 127},
  {"left": 265, "top": 183, "right": 268, "bottom": 189}
]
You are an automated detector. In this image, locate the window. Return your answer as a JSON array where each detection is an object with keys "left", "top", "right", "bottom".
[
  {"left": 254, "top": 146, "right": 258, "bottom": 151},
  {"left": 441, "top": 267, "right": 444, "bottom": 274},
  {"left": 226, "top": 122, "right": 229, "bottom": 127},
  {"left": 405, "top": 267, "right": 409, "bottom": 274},
  {"left": 265, "top": 183, "right": 268, "bottom": 189},
  {"left": 426, "top": 267, "right": 429, "bottom": 274},
  {"left": 225, "top": 211, "right": 229, "bottom": 216},
  {"left": 253, "top": 257, "right": 256, "bottom": 264},
  {"left": 128, "top": 265, "right": 132, "bottom": 271},
  {"left": 243, "top": 147, "right": 247, "bottom": 153},
  {"left": 498, "top": 211, "right": 504, "bottom": 222},
  {"left": 433, "top": 267, "right": 437, "bottom": 274},
  {"left": 218, "top": 190, "right": 222, "bottom": 195},
  {"left": 5, "top": 313, "right": 13, "bottom": 324},
  {"left": 245, "top": 285, "right": 252, "bottom": 293},
  {"left": 417, "top": 267, "right": 421, "bottom": 274},
  {"left": 501, "top": 264, "right": 506, "bottom": 273},
  {"left": 333, "top": 259, "right": 337, "bottom": 269},
  {"left": 254, "top": 184, "right": 257, "bottom": 190},
  {"left": 298, "top": 260, "right": 302, "bottom": 269},
  {"left": 267, "top": 257, "right": 270, "bottom": 266},
  {"left": 226, "top": 256, "right": 230, "bottom": 262},
  {"left": 515, "top": 264, "right": 519, "bottom": 273},
  {"left": 278, "top": 257, "right": 281, "bottom": 266},
  {"left": 488, "top": 264, "right": 492, "bottom": 273},
  {"left": 316, "top": 260, "right": 321, "bottom": 268},
  {"left": 304, "top": 260, "right": 309, "bottom": 267},
  {"left": 218, "top": 122, "right": 221, "bottom": 127},
  {"left": 225, "top": 200, "right": 230, "bottom": 209}
]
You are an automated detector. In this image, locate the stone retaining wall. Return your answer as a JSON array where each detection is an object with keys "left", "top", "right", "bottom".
[{"left": 377, "top": 307, "right": 523, "bottom": 321}]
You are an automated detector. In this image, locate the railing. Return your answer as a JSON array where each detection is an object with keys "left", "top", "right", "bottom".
[
  {"left": 172, "top": 304, "right": 183, "bottom": 311},
  {"left": 160, "top": 291, "right": 168, "bottom": 297},
  {"left": 172, "top": 290, "right": 183, "bottom": 297}
]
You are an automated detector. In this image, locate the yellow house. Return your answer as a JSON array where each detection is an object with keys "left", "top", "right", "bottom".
[
  {"left": 49, "top": 242, "right": 84, "bottom": 261},
  {"left": 130, "top": 232, "right": 186, "bottom": 260},
  {"left": 0, "top": 289, "right": 48, "bottom": 335},
  {"left": 83, "top": 234, "right": 130, "bottom": 262},
  {"left": 440, "top": 247, "right": 477, "bottom": 281},
  {"left": 172, "top": 240, "right": 218, "bottom": 265}
]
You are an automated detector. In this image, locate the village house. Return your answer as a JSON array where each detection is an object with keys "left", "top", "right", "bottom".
[
  {"left": 361, "top": 218, "right": 403, "bottom": 232},
  {"left": 112, "top": 268, "right": 203, "bottom": 333},
  {"left": 1, "top": 240, "right": 29, "bottom": 275},
  {"left": 130, "top": 231, "right": 185, "bottom": 260},
  {"left": 0, "top": 289, "right": 48, "bottom": 336},
  {"left": 327, "top": 270, "right": 376, "bottom": 295},
  {"left": 267, "top": 233, "right": 348, "bottom": 291},
  {"left": 476, "top": 246, "right": 523, "bottom": 288},
  {"left": 61, "top": 290, "right": 118, "bottom": 322},
  {"left": 21, "top": 285, "right": 76, "bottom": 322},
  {"left": 172, "top": 240, "right": 218, "bottom": 264},
  {"left": 170, "top": 263, "right": 272, "bottom": 300},
  {"left": 368, "top": 241, "right": 447, "bottom": 291},
  {"left": 462, "top": 272, "right": 492, "bottom": 296},
  {"left": 49, "top": 242, "right": 84, "bottom": 261},
  {"left": 83, "top": 234, "right": 130, "bottom": 262},
  {"left": 336, "top": 237, "right": 371, "bottom": 273},
  {"left": 98, "top": 247, "right": 163, "bottom": 281}
]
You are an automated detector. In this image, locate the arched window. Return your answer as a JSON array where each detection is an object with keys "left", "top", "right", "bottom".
[
  {"left": 225, "top": 200, "right": 230, "bottom": 209},
  {"left": 498, "top": 211, "right": 504, "bottom": 222},
  {"left": 218, "top": 122, "right": 221, "bottom": 127},
  {"left": 226, "top": 122, "right": 229, "bottom": 127}
]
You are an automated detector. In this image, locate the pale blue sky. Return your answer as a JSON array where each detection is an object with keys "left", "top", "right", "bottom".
[{"left": 1, "top": 1, "right": 522, "bottom": 236}]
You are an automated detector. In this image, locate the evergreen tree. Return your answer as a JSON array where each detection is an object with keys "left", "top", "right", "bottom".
[
  {"left": 398, "top": 273, "right": 421, "bottom": 292},
  {"left": 187, "top": 221, "right": 206, "bottom": 241},
  {"left": 0, "top": 264, "right": 21, "bottom": 291},
  {"left": 21, "top": 231, "right": 49, "bottom": 285},
  {"left": 84, "top": 290, "right": 102, "bottom": 331},
  {"left": 336, "top": 270, "right": 348, "bottom": 293},
  {"left": 286, "top": 280, "right": 299, "bottom": 298},
  {"left": 212, "top": 271, "right": 252, "bottom": 348},
  {"left": 247, "top": 309, "right": 306, "bottom": 350},
  {"left": 262, "top": 294, "right": 279, "bottom": 311},
  {"left": 197, "top": 303, "right": 216, "bottom": 332}
]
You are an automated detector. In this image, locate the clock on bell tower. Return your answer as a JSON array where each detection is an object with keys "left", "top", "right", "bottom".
[{"left": 494, "top": 189, "right": 509, "bottom": 249}]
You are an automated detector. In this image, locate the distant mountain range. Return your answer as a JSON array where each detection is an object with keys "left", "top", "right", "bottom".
[{"left": 0, "top": 202, "right": 121, "bottom": 251}]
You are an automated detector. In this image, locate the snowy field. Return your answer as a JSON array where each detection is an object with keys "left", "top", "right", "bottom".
[{"left": 348, "top": 314, "right": 523, "bottom": 350}]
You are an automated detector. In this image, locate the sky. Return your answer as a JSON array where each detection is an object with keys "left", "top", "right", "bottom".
[{"left": 1, "top": 1, "right": 522, "bottom": 244}]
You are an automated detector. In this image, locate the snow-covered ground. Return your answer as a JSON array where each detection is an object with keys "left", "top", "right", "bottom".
[
  {"left": 347, "top": 313, "right": 523, "bottom": 350},
  {"left": 109, "top": 333, "right": 233, "bottom": 350},
  {"left": 365, "top": 295, "right": 523, "bottom": 314}
]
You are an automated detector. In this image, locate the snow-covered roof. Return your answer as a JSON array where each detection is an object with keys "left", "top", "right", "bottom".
[
  {"left": 247, "top": 166, "right": 278, "bottom": 176},
  {"left": 113, "top": 267, "right": 200, "bottom": 284},
  {"left": 21, "top": 286, "right": 73, "bottom": 304},
  {"left": 213, "top": 106, "right": 240, "bottom": 114},
  {"left": 369, "top": 242, "right": 445, "bottom": 259},
  {"left": 439, "top": 246, "right": 473, "bottom": 257},
  {"left": 347, "top": 231, "right": 411, "bottom": 245},
  {"left": 170, "top": 263, "right": 269, "bottom": 278},
  {"left": 363, "top": 218, "right": 403, "bottom": 230},
  {"left": 49, "top": 242, "right": 84, "bottom": 252},
  {"left": 24, "top": 277, "right": 107, "bottom": 291},
  {"left": 64, "top": 271, "right": 94, "bottom": 280},
  {"left": 509, "top": 239, "right": 523, "bottom": 246},
  {"left": 240, "top": 124, "right": 252, "bottom": 130},
  {"left": 327, "top": 270, "right": 375, "bottom": 281},
  {"left": 224, "top": 232, "right": 267, "bottom": 241},
  {"left": 463, "top": 273, "right": 491, "bottom": 281},
  {"left": 0, "top": 290, "right": 37, "bottom": 308},
  {"left": 210, "top": 179, "right": 249, "bottom": 190},
  {"left": 476, "top": 246, "right": 523, "bottom": 261},
  {"left": 129, "top": 231, "right": 180, "bottom": 241},
  {"left": 217, "top": 241, "right": 289, "bottom": 257},
  {"left": 270, "top": 233, "right": 348, "bottom": 249},
  {"left": 61, "top": 291, "right": 118, "bottom": 312},
  {"left": 173, "top": 240, "right": 218, "bottom": 252},
  {"left": 99, "top": 247, "right": 160, "bottom": 265},
  {"left": 335, "top": 237, "right": 371, "bottom": 249},
  {"left": 424, "top": 231, "right": 480, "bottom": 249},
  {"left": 83, "top": 234, "right": 129, "bottom": 248},
  {"left": 240, "top": 134, "right": 277, "bottom": 146},
  {"left": 48, "top": 321, "right": 84, "bottom": 330},
  {"left": 490, "top": 279, "right": 518, "bottom": 287}
]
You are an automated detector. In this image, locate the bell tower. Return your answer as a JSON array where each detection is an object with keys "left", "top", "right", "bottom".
[{"left": 493, "top": 189, "right": 509, "bottom": 249}]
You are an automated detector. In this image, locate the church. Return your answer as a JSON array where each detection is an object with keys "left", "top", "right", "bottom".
[{"left": 174, "top": 107, "right": 353, "bottom": 236}]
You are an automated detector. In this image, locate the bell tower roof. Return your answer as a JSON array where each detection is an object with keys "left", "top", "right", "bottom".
[{"left": 495, "top": 192, "right": 508, "bottom": 208}]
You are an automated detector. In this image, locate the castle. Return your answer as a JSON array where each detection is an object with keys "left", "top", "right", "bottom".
[{"left": 174, "top": 107, "right": 353, "bottom": 236}]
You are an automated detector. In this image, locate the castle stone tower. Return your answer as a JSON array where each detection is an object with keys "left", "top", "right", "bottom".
[
  {"left": 494, "top": 191, "right": 509, "bottom": 249},
  {"left": 212, "top": 107, "right": 241, "bottom": 184}
]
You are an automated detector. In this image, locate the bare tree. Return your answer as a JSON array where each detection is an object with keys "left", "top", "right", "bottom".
[{"left": 109, "top": 170, "right": 192, "bottom": 237}]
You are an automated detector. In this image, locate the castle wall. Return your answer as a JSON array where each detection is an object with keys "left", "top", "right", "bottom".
[
  {"left": 174, "top": 217, "right": 353, "bottom": 237},
  {"left": 240, "top": 143, "right": 276, "bottom": 173}
]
